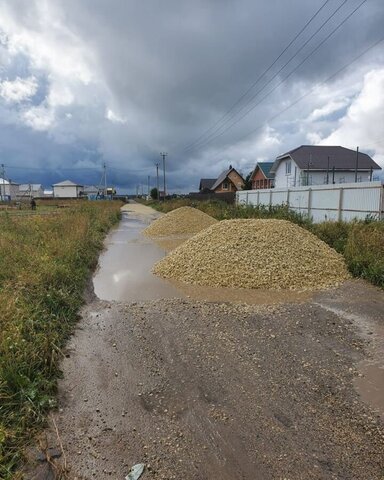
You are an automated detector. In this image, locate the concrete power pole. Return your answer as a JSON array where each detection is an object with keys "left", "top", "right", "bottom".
[
  {"left": 103, "top": 162, "right": 107, "bottom": 196},
  {"left": 0, "top": 163, "right": 5, "bottom": 201},
  {"left": 160, "top": 152, "right": 167, "bottom": 200},
  {"left": 155, "top": 163, "right": 160, "bottom": 201},
  {"left": 147, "top": 175, "right": 150, "bottom": 197}
]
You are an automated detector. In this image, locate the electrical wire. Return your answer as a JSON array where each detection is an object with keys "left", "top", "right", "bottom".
[
  {"left": 185, "top": 0, "right": 368, "bottom": 152},
  {"left": 183, "top": 0, "right": 332, "bottom": 151},
  {"left": 208, "top": 35, "right": 384, "bottom": 164}
]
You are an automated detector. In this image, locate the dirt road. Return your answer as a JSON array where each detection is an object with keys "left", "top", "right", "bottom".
[{"left": 28, "top": 204, "right": 384, "bottom": 480}]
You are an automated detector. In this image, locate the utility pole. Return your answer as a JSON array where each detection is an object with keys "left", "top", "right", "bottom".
[
  {"left": 355, "top": 146, "right": 359, "bottom": 183},
  {"left": 104, "top": 162, "right": 107, "bottom": 196},
  {"left": 160, "top": 152, "right": 167, "bottom": 200},
  {"left": 155, "top": 162, "right": 160, "bottom": 201},
  {"left": 0, "top": 163, "right": 5, "bottom": 201},
  {"left": 307, "top": 153, "right": 312, "bottom": 186},
  {"left": 147, "top": 175, "right": 150, "bottom": 197}
]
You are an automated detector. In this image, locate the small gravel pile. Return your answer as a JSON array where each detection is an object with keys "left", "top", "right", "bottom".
[
  {"left": 153, "top": 219, "right": 350, "bottom": 291},
  {"left": 143, "top": 206, "right": 217, "bottom": 237}
]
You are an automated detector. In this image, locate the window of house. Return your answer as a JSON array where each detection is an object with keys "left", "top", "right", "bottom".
[
  {"left": 264, "top": 179, "right": 268, "bottom": 188},
  {"left": 285, "top": 160, "right": 291, "bottom": 175},
  {"left": 255, "top": 180, "right": 259, "bottom": 189},
  {"left": 222, "top": 181, "right": 229, "bottom": 190}
]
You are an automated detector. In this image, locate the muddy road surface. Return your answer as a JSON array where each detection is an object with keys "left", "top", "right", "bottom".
[{"left": 29, "top": 204, "right": 384, "bottom": 480}]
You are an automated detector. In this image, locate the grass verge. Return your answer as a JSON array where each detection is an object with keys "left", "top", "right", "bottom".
[
  {"left": 0, "top": 201, "right": 121, "bottom": 478},
  {"left": 143, "top": 198, "right": 384, "bottom": 288}
]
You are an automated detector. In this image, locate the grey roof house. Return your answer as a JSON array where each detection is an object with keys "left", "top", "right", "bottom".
[{"left": 271, "top": 145, "right": 381, "bottom": 188}]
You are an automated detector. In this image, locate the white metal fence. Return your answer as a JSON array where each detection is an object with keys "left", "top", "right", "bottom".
[{"left": 236, "top": 181, "right": 384, "bottom": 222}]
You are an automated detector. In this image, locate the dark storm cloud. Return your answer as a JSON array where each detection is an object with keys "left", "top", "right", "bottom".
[{"left": 0, "top": 0, "right": 383, "bottom": 191}]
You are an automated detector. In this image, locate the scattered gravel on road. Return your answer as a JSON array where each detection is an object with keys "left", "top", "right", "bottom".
[
  {"left": 154, "top": 219, "right": 350, "bottom": 291},
  {"left": 143, "top": 206, "right": 217, "bottom": 237}
]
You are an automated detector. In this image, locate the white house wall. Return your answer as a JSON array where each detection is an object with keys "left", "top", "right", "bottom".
[
  {"left": 237, "top": 181, "right": 384, "bottom": 222},
  {"left": 273, "top": 158, "right": 375, "bottom": 188},
  {"left": 53, "top": 185, "right": 79, "bottom": 198}
]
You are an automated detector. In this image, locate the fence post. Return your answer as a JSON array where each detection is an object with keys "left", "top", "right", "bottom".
[
  {"left": 307, "top": 188, "right": 312, "bottom": 217},
  {"left": 246, "top": 191, "right": 249, "bottom": 205},
  {"left": 269, "top": 189, "right": 273, "bottom": 207},
  {"left": 338, "top": 187, "right": 344, "bottom": 221},
  {"left": 257, "top": 190, "right": 260, "bottom": 206},
  {"left": 287, "top": 188, "right": 290, "bottom": 206}
]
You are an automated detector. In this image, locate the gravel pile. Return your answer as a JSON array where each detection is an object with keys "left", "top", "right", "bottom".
[
  {"left": 153, "top": 219, "right": 350, "bottom": 290},
  {"left": 143, "top": 206, "right": 217, "bottom": 237}
]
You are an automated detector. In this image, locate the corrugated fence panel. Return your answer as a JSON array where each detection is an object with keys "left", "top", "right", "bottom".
[
  {"left": 237, "top": 182, "right": 383, "bottom": 223},
  {"left": 311, "top": 188, "right": 340, "bottom": 210},
  {"left": 271, "top": 191, "right": 287, "bottom": 205},
  {"left": 259, "top": 191, "right": 270, "bottom": 205},
  {"left": 288, "top": 190, "right": 310, "bottom": 210},
  {"left": 342, "top": 186, "right": 381, "bottom": 215}
]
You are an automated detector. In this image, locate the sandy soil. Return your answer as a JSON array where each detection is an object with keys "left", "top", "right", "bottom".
[{"left": 25, "top": 205, "right": 384, "bottom": 480}]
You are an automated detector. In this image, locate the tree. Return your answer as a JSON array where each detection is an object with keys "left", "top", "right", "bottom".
[
  {"left": 150, "top": 187, "right": 159, "bottom": 200},
  {"left": 242, "top": 171, "right": 253, "bottom": 190}
]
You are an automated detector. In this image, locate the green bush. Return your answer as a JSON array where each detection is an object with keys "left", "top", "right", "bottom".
[{"left": 344, "top": 222, "right": 384, "bottom": 287}]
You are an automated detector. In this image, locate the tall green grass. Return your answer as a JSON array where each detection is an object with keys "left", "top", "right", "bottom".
[
  {"left": 0, "top": 201, "right": 121, "bottom": 478},
  {"left": 146, "top": 198, "right": 384, "bottom": 288}
]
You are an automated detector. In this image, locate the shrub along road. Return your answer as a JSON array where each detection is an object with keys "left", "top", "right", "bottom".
[{"left": 26, "top": 204, "right": 384, "bottom": 480}]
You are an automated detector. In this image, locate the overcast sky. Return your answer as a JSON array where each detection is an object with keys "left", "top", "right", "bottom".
[{"left": 0, "top": 0, "right": 383, "bottom": 192}]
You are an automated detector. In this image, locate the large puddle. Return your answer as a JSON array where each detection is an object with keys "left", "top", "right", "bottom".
[{"left": 93, "top": 212, "right": 183, "bottom": 301}]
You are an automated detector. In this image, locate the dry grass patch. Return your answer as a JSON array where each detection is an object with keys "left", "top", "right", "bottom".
[{"left": 154, "top": 219, "right": 350, "bottom": 291}]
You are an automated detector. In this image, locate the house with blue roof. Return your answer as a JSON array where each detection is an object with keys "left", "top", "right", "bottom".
[{"left": 250, "top": 162, "right": 274, "bottom": 189}]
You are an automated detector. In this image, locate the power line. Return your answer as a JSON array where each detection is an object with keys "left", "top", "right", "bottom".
[
  {"left": 183, "top": 0, "right": 332, "bottom": 152},
  {"left": 185, "top": 0, "right": 368, "bottom": 152},
  {"left": 5, "top": 164, "right": 154, "bottom": 174},
  {"left": 208, "top": 34, "right": 384, "bottom": 164}
]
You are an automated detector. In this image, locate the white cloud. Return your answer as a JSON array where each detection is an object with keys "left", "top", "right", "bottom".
[
  {"left": 23, "top": 105, "right": 54, "bottom": 130},
  {"left": 106, "top": 108, "right": 127, "bottom": 124},
  {"left": 308, "top": 98, "right": 349, "bottom": 121},
  {"left": 0, "top": 76, "right": 38, "bottom": 103},
  {"left": 319, "top": 68, "right": 384, "bottom": 168}
]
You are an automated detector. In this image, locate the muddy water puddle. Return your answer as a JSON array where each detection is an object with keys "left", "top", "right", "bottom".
[
  {"left": 94, "top": 211, "right": 310, "bottom": 305},
  {"left": 315, "top": 301, "right": 384, "bottom": 419},
  {"left": 93, "top": 212, "right": 183, "bottom": 301}
]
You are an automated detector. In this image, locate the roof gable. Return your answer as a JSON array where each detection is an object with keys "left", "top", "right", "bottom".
[
  {"left": 199, "top": 178, "right": 216, "bottom": 190},
  {"left": 53, "top": 180, "right": 83, "bottom": 187},
  {"left": 19, "top": 184, "right": 43, "bottom": 190},
  {"left": 211, "top": 166, "right": 244, "bottom": 191},
  {"left": 272, "top": 145, "right": 381, "bottom": 172},
  {"left": 251, "top": 162, "right": 274, "bottom": 180}
]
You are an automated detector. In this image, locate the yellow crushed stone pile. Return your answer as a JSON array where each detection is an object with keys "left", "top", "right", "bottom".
[
  {"left": 153, "top": 219, "right": 350, "bottom": 291},
  {"left": 143, "top": 206, "right": 217, "bottom": 237}
]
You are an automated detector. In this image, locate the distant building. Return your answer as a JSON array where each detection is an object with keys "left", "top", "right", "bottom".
[
  {"left": 17, "top": 184, "right": 44, "bottom": 199},
  {"left": 0, "top": 178, "right": 19, "bottom": 200},
  {"left": 210, "top": 166, "right": 245, "bottom": 193},
  {"left": 250, "top": 162, "right": 274, "bottom": 189},
  {"left": 83, "top": 185, "right": 99, "bottom": 198},
  {"left": 52, "top": 180, "right": 84, "bottom": 198},
  {"left": 271, "top": 145, "right": 382, "bottom": 188},
  {"left": 198, "top": 178, "right": 216, "bottom": 193},
  {"left": 44, "top": 189, "right": 54, "bottom": 197}
]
